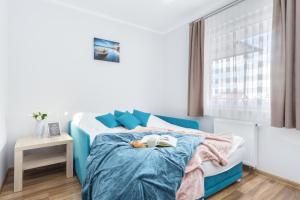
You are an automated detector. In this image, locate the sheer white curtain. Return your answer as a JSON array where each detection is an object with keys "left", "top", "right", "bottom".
[{"left": 203, "top": 0, "right": 273, "bottom": 123}]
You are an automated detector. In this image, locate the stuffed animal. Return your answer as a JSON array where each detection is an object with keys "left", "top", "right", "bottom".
[{"left": 130, "top": 140, "right": 147, "bottom": 148}]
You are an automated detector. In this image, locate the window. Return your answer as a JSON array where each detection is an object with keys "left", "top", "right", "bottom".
[{"left": 204, "top": 0, "right": 273, "bottom": 123}]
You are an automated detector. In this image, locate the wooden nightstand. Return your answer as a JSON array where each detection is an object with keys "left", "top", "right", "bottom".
[{"left": 14, "top": 133, "right": 73, "bottom": 192}]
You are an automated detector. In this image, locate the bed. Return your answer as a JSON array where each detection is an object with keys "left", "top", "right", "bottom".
[{"left": 69, "top": 112, "right": 245, "bottom": 199}]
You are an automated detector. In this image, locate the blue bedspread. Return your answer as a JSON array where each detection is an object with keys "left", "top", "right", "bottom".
[{"left": 82, "top": 132, "right": 204, "bottom": 200}]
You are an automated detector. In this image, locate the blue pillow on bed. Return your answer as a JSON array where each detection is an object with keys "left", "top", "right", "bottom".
[
  {"left": 95, "top": 113, "right": 120, "bottom": 128},
  {"left": 117, "top": 112, "right": 141, "bottom": 130},
  {"left": 114, "top": 110, "right": 126, "bottom": 118},
  {"left": 133, "top": 109, "right": 150, "bottom": 127}
]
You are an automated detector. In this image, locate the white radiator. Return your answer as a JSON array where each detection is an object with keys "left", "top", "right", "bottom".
[{"left": 214, "top": 118, "right": 258, "bottom": 167}]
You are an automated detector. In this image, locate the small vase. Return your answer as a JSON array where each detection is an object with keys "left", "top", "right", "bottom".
[{"left": 35, "top": 120, "right": 46, "bottom": 138}]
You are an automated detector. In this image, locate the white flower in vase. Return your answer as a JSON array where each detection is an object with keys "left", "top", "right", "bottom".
[{"left": 32, "top": 112, "right": 48, "bottom": 137}]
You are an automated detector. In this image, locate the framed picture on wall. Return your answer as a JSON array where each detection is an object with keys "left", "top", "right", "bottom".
[
  {"left": 94, "top": 38, "right": 120, "bottom": 63},
  {"left": 47, "top": 122, "right": 61, "bottom": 137}
]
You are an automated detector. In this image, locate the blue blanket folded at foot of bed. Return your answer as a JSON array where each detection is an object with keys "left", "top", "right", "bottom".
[{"left": 82, "top": 132, "right": 204, "bottom": 200}]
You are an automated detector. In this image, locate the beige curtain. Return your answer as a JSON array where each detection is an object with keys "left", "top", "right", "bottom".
[
  {"left": 271, "top": 0, "right": 300, "bottom": 129},
  {"left": 188, "top": 20, "right": 204, "bottom": 117}
]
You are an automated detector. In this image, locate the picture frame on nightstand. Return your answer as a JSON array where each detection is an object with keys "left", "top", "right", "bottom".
[{"left": 47, "top": 122, "right": 61, "bottom": 137}]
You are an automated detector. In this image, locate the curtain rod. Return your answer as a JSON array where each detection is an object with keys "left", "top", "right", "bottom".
[{"left": 194, "top": 0, "right": 246, "bottom": 22}]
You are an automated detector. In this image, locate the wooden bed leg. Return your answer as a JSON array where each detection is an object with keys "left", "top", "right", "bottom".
[{"left": 237, "top": 178, "right": 242, "bottom": 183}]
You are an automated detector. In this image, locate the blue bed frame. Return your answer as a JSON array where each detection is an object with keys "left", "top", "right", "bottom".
[{"left": 69, "top": 115, "right": 243, "bottom": 199}]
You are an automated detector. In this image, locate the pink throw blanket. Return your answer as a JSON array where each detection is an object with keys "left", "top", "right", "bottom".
[
  {"left": 132, "top": 127, "right": 233, "bottom": 200},
  {"left": 176, "top": 131, "right": 233, "bottom": 200}
]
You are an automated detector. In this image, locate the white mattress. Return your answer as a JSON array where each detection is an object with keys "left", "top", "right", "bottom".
[{"left": 202, "top": 145, "right": 246, "bottom": 177}]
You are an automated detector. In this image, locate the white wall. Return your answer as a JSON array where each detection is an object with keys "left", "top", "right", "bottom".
[
  {"left": 258, "top": 127, "right": 300, "bottom": 183},
  {"left": 163, "top": 25, "right": 189, "bottom": 117},
  {"left": 164, "top": 25, "right": 300, "bottom": 183},
  {"left": 6, "top": 0, "right": 165, "bottom": 166},
  {"left": 0, "top": 0, "right": 8, "bottom": 188}
]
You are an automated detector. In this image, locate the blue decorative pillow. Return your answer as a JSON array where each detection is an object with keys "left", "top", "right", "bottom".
[
  {"left": 114, "top": 110, "right": 126, "bottom": 118},
  {"left": 133, "top": 109, "right": 150, "bottom": 127},
  {"left": 117, "top": 112, "right": 141, "bottom": 130},
  {"left": 95, "top": 113, "right": 120, "bottom": 128}
]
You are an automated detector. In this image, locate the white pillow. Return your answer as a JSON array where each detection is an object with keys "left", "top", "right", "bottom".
[
  {"left": 146, "top": 115, "right": 189, "bottom": 131},
  {"left": 73, "top": 112, "right": 106, "bottom": 132},
  {"left": 72, "top": 112, "right": 129, "bottom": 144}
]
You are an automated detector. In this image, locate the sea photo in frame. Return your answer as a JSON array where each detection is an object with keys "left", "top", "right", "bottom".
[
  {"left": 47, "top": 122, "right": 61, "bottom": 137},
  {"left": 94, "top": 38, "right": 120, "bottom": 63}
]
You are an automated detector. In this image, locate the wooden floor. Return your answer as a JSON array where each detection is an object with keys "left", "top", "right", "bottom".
[
  {"left": 0, "top": 164, "right": 81, "bottom": 200},
  {"left": 208, "top": 169, "right": 300, "bottom": 200},
  {"left": 0, "top": 164, "right": 300, "bottom": 200}
]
